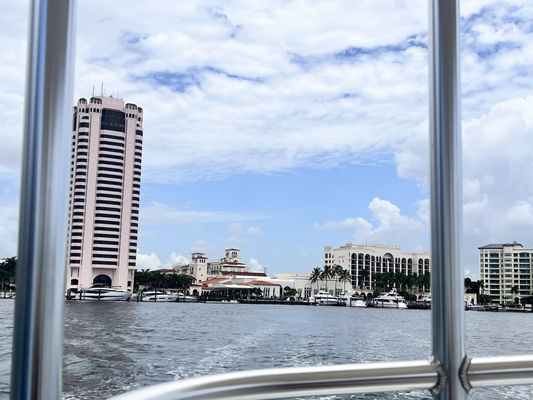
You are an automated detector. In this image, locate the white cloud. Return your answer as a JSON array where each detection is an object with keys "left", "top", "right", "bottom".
[
  {"left": 1, "top": 1, "right": 531, "bottom": 183},
  {"left": 0, "top": 203, "right": 18, "bottom": 258},
  {"left": 224, "top": 222, "right": 263, "bottom": 244},
  {"left": 246, "top": 226, "right": 262, "bottom": 236},
  {"left": 136, "top": 252, "right": 162, "bottom": 269},
  {"left": 314, "top": 217, "right": 370, "bottom": 231},
  {"left": 141, "top": 202, "right": 266, "bottom": 224},
  {"left": 396, "top": 95, "right": 533, "bottom": 276},
  {"left": 0, "top": 2, "right": 28, "bottom": 182},
  {"left": 166, "top": 252, "right": 189, "bottom": 266},
  {"left": 248, "top": 257, "right": 265, "bottom": 273},
  {"left": 2, "top": 1, "right": 531, "bottom": 184},
  {"left": 0, "top": 0, "right": 427, "bottom": 183},
  {"left": 190, "top": 240, "right": 209, "bottom": 252},
  {"left": 316, "top": 197, "right": 428, "bottom": 252},
  {"left": 136, "top": 251, "right": 190, "bottom": 269}
]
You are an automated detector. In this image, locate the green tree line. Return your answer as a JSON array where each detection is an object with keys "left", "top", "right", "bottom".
[
  {"left": 309, "top": 265, "right": 352, "bottom": 294},
  {"left": 134, "top": 269, "right": 194, "bottom": 292},
  {"left": 0, "top": 257, "right": 16, "bottom": 292}
]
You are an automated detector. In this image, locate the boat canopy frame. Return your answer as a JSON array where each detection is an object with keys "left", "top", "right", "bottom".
[{"left": 10, "top": 0, "right": 533, "bottom": 399}]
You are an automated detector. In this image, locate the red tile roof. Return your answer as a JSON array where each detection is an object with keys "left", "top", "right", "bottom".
[
  {"left": 220, "top": 271, "right": 266, "bottom": 277},
  {"left": 246, "top": 280, "right": 279, "bottom": 286}
]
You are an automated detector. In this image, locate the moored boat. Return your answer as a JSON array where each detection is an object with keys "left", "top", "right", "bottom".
[
  {"left": 177, "top": 292, "right": 198, "bottom": 302},
  {"left": 348, "top": 295, "right": 367, "bottom": 308},
  {"left": 312, "top": 291, "right": 341, "bottom": 306},
  {"left": 141, "top": 290, "right": 180, "bottom": 302},
  {"left": 78, "top": 285, "right": 131, "bottom": 301},
  {"left": 372, "top": 290, "right": 407, "bottom": 309}
]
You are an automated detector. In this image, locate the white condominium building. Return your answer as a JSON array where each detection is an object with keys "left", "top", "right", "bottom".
[
  {"left": 479, "top": 242, "right": 533, "bottom": 303},
  {"left": 66, "top": 96, "right": 143, "bottom": 292},
  {"left": 324, "top": 243, "right": 431, "bottom": 291}
]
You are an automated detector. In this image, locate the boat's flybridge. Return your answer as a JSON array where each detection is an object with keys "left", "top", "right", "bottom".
[{"left": 9, "top": 0, "right": 533, "bottom": 399}]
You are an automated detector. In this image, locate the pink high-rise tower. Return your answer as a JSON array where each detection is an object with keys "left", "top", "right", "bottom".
[{"left": 66, "top": 96, "right": 143, "bottom": 292}]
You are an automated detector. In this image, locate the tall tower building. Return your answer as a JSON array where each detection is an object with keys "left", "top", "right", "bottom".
[{"left": 66, "top": 96, "right": 143, "bottom": 292}]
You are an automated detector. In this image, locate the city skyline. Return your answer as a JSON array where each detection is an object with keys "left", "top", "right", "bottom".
[{"left": 1, "top": 1, "right": 533, "bottom": 279}]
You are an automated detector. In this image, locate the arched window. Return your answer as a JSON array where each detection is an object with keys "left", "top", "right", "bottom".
[{"left": 93, "top": 274, "right": 112, "bottom": 287}]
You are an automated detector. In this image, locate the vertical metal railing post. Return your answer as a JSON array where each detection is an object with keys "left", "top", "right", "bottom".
[
  {"left": 10, "top": 0, "right": 75, "bottom": 399},
  {"left": 429, "top": 0, "right": 466, "bottom": 399}
]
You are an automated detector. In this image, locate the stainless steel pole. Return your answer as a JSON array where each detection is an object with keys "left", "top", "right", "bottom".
[
  {"left": 429, "top": 0, "right": 466, "bottom": 399},
  {"left": 466, "top": 355, "right": 533, "bottom": 389},
  {"left": 10, "top": 0, "right": 75, "bottom": 399}
]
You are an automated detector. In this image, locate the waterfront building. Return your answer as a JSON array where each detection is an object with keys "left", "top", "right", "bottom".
[
  {"left": 189, "top": 275, "right": 281, "bottom": 298},
  {"left": 271, "top": 273, "right": 314, "bottom": 299},
  {"left": 324, "top": 244, "right": 431, "bottom": 293},
  {"left": 479, "top": 242, "right": 532, "bottom": 303},
  {"left": 175, "top": 248, "right": 250, "bottom": 282},
  {"left": 171, "top": 248, "right": 283, "bottom": 297},
  {"left": 66, "top": 96, "right": 143, "bottom": 292}
]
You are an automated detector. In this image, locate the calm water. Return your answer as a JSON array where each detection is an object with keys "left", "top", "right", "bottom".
[{"left": 1, "top": 300, "right": 533, "bottom": 399}]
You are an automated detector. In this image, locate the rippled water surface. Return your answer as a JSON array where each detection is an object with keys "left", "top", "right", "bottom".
[{"left": 1, "top": 300, "right": 533, "bottom": 399}]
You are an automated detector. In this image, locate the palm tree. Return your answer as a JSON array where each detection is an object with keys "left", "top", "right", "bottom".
[
  {"left": 321, "top": 265, "right": 334, "bottom": 293},
  {"left": 374, "top": 273, "right": 385, "bottom": 292},
  {"left": 250, "top": 287, "right": 262, "bottom": 299},
  {"left": 310, "top": 267, "right": 322, "bottom": 294},
  {"left": 333, "top": 265, "right": 343, "bottom": 295},
  {"left": 511, "top": 285, "right": 519, "bottom": 304},
  {"left": 421, "top": 271, "right": 431, "bottom": 292},
  {"left": 405, "top": 273, "right": 416, "bottom": 294},
  {"left": 464, "top": 277, "right": 472, "bottom": 292},
  {"left": 338, "top": 269, "right": 351, "bottom": 294},
  {"left": 360, "top": 268, "right": 369, "bottom": 289},
  {"left": 0, "top": 257, "right": 17, "bottom": 294}
]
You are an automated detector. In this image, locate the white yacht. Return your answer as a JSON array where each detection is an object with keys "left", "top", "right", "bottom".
[
  {"left": 79, "top": 285, "right": 131, "bottom": 301},
  {"left": 348, "top": 295, "right": 367, "bottom": 308},
  {"left": 141, "top": 290, "right": 180, "bottom": 302},
  {"left": 372, "top": 290, "right": 408, "bottom": 309},
  {"left": 312, "top": 291, "right": 340, "bottom": 306},
  {"left": 420, "top": 294, "right": 432, "bottom": 303},
  {"left": 176, "top": 292, "right": 197, "bottom": 302}
]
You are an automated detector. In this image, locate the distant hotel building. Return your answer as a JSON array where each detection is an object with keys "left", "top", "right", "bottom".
[
  {"left": 172, "top": 249, "right": 281, "bottom": 297},
  {"left": 66, "top": 96, "right": 143, "bottom": 292},
  {"left": 175, "top": 248, "right": 261, "bottom": 282},
  {"left": 479, "top": 242, "right": 532, "bottom": 303},
  {"left": 324, "top": 243, "right": 431, "bottom": 292}
]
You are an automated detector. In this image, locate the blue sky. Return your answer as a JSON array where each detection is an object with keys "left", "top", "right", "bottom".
[{"left": 1, "top": 1, "right": 533, "bottom": 278}]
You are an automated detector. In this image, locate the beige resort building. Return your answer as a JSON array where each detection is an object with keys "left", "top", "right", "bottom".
[
  {"left": 324, "top": 243, "right": 431, "bottom": 293},
  {"left": 172, "top": 249, "right": 282, "bottom": 298}
]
